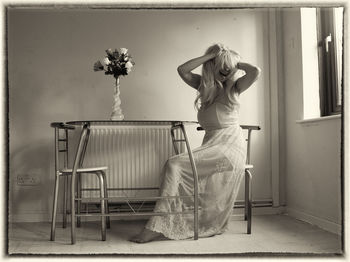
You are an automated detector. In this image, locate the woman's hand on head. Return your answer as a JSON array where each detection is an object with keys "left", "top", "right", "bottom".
[
  {"left": 227, "top": 68, "right": 238, "bottom": 79},
  {"left": 211, "top": 44, "right": 224, "bottom": 57},
  {"left": 223, "top": 68, "right": 238, "bottom": 87}
]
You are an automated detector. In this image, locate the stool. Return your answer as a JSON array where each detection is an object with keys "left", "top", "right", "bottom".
[{"left": 50, "top": 122, "right": 110, "bottom": 243}]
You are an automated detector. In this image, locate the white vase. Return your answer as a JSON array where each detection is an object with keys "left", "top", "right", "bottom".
[{"left": 110, "top": 77, "right": 125, "bottom": 121}]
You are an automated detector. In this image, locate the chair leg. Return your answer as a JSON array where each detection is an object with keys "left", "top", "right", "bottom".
[
  {"left": 50, "top": 173, "right": 60, "bottom": 241},
  {"left": 245, "top": 169, "right": 252, "bottom": 234},
  {"left": 97, "top": 172, "right": 106, "bottom": 241},
  {"left": 71, "top": 174, "right": 76, "bottom": 244},
  {"left": 244, "top": 170, "right": 249, "bottom": 221},
  {"left": 63, "top": 175, "right": 68, "bottom": 228},
  {"left": 244, "top": 177, "right": 248, "bottom": 222},
  {"left": 77, "top": 173, "right": 82, "bottom": 228},
  {"left": 101, "top": 171, "right": 111, "bottom": 229}
]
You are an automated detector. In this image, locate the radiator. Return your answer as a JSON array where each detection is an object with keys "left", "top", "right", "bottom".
[{"left": 78, "top": 122, "right": 185, "bottom": 199}]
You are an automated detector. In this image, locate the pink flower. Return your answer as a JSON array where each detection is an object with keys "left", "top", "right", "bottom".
[
  {"left": 120, "top": 48, "right": 128, "bottom": 55},
  {"left": 102, "top": 57, "right": 111, "bottom": 65},
  {"left": 125, "top": 61, "right": 133, "bottom": 69},
  {"left": 93, "top": 61, "right": 104, "bottom": 71},
  {"left": 125, "top": 61, "right": 133, "bottom": 68},
  {"left": 94, "top": 47, "right": 135, "bottom": 77},
  {"left": 106, "top": 48, "right": 114, "bottom": 56}
]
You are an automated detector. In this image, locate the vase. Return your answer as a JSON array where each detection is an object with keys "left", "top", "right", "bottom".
[{"left": 110, "top": 77, "right": 125, "bottom": 121}]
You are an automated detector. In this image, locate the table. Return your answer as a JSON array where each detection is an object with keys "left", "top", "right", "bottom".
[{"left": 65, "top": 120, "right": 200, "bottom": 243}]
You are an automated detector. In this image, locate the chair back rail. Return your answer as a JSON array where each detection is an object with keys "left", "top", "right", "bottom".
[
  {"left": 51, "top": 122, "right": 92, "bottom": 170},
  {"left": 51, "top": 122, "right": 73, "bottom": 171},
  {"left": 50, "top": 122, "right": 76, "bottom": 130}
]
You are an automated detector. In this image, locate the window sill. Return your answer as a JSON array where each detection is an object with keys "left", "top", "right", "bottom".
[{"left": 296, "top": 114, "right": 341, "bottom": 124}]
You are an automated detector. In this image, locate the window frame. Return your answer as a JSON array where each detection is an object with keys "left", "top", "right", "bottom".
[{"left": 316, "top": 7, "right": 343, "bottom": 116}]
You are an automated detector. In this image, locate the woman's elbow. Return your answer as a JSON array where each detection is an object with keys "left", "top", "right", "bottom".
[
  {"left": 177, "top": 65, "right": 184, "bottom": 75},
  {"left": 254, "top": 66, "right": 261, "bottom": 77},
  {"left": 177, "top": 66, "right": 187, "bottom": 78},
  {"left": 250, "top": 66, "right": 261, "bottom": 80}
]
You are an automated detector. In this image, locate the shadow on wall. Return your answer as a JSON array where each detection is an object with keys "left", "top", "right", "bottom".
[{"left": 10, "top": 139, "right": 55, "bottom": 219}]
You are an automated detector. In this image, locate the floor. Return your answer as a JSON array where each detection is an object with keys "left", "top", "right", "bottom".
[{"left": 7, "top": 214, "right": 342, "bottom": 257}]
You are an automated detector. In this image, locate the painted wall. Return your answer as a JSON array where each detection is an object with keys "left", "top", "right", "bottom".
[
  {"left": 8, "top": 8, "right": 271, "bottom": 222},
  {"left": 281, "top": 8, "right": 342, "bottom": 234}
]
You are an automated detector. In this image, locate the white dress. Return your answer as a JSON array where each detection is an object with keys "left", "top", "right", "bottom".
[{"left": 145, "top": 88, "right": 246, "bottom": 240}]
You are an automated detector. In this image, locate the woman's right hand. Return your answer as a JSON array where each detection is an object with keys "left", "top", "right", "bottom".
[{"left": 210, "top": 44, "right": 224, "bottom": 58}]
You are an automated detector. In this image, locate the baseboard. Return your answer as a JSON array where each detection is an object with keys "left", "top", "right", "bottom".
[
  {"left": 285, "top": 207, "right": 342, "bottom": 235},
  {"left": 8, "top": 212, "right": 150, "bottom": 223},
  {"left": 9, "top": 206, "right": 287, "bottom": 223},
  {"left": 230, "top": 205, "right": 286, "bottom": 220},
  {"left": 9, "top": 207, "right": 342, "bottom": 236}
]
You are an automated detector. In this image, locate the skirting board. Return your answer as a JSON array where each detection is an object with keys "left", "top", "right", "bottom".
[
  {"left": 286, "top": 207, "right": 342, "bottom": 235},
  {"left": 9, "top": 207, "right": 341, "bottom": 236},
  {"left": 231, "top": 206, "right": 285, "bottom": 220},
  {"left": 9, "top": 206, "right": 286, "bottom": 223}
]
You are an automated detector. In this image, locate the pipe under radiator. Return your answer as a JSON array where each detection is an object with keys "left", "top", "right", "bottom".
[{"left": 79, "top": 123, "right": 185, "bottom": 199}]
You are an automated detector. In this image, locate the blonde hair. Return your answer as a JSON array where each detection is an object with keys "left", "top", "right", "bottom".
[{"left": 194, "top": 43, "right": 241, "bottom": 110}]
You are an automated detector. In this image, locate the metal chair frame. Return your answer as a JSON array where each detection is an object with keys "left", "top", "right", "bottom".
[
  {"left": 57, "top": 120, "right": 261, "bottom": 244},
  {"left": 241, "top": 125, "right": 261, "bottom": 234},
  {"left": 52, "top": 120, "right": 259, "bottom": 243},
  {"left": 63, "top": 121, "right": 199, "bottom": 244},
  {"left": 50, "top": 122, "right": 110, "bottom": 244}
]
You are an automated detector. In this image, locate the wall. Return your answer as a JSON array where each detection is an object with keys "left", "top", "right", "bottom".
[
  {"left": 281, "top": 8, "right": 342, "bottom": 234},
  {"left": 8, "top": 8, "right": 271, "bottom": 222}
]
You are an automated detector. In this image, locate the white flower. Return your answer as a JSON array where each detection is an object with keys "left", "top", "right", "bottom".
[
  {"left": 120, "top": 48, "right": 128, "bottom": 54},
  {"left": 125, "top": 61, "right": 133, "bottom": 69},
  {"left": 102, "top": 57, "right": 111, "bottom": 66}
]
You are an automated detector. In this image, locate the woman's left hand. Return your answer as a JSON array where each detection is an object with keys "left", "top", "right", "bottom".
[{"left": 223, "top": 68, "right": 238, "bottom": 83}]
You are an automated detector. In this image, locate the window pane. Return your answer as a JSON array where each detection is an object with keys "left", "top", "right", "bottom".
[{"left": 334, "top": 7, "right": 343, "bottom": 106}]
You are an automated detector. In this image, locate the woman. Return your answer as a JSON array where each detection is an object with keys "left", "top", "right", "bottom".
[{"left": 131, "top": 43, "right": 260, "bottom": 243}]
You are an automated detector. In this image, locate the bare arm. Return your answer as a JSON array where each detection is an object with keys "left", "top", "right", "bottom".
[
  {"left": 234, "top": 62, "right": 261, "bottom": 94},
  {"left": 177, "top": 53, "right": 216, "bottom": 89}
]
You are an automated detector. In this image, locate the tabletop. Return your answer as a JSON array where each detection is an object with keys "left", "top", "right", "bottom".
[{"left": 65, "top": 120, "right": 199, "bottom": 126}]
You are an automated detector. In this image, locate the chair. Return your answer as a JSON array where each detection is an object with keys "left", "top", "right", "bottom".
[
  {"left": 197, "top": 124, "right": 260, "bottom": 234},
  {"left": 240, "top": 125, "right": 260, "bottom": 234},
  {"left": 50, "top": 122, "right": 110, "bottom": 244}
]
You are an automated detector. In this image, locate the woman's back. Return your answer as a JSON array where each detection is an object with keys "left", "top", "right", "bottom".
[{"left": 197, "top": 88, "right": 240, "bottom": 131}]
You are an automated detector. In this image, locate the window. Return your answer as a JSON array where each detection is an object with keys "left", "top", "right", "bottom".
[{"left": 317, "top": 7, "right": 344, "bottom": 116}]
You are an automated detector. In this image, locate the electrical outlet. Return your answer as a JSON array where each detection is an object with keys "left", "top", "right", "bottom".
[{"left": 17, "top": 174, "right": 39, "bottom": 186}]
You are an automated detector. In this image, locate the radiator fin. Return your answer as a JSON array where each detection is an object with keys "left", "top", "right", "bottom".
[{"left": 80, "top": 124, "right": 184, "bottom": 200}]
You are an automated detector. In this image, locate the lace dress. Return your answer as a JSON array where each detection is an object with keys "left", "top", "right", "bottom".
[{"left": 145, "top": 88, "right": 246, "bottom": 240}]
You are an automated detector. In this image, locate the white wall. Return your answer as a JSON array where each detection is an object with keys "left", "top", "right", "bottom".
[
  {"left": 8, "top": 8, "right": 270, "bottom": 222},
  {"left": 281, "top": 8, "right": 342, "bottom": 234}
]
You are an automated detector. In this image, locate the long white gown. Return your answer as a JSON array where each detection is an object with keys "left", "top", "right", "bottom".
[{"left": 145, "top": 87, "right": 246, "bottom": 240}]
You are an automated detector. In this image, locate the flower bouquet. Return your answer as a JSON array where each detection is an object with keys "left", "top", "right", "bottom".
[{"left": 94, "top": 48, "right": 135, "bottom": 120}]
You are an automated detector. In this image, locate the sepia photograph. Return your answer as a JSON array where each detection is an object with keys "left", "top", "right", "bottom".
[{"left": 4, "top": 0, "right": 347, "bottom": 259}]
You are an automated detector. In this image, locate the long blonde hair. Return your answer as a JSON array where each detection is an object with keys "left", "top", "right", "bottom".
[{"left": 194, "top": 43, "right": 241, "bottom": 110}]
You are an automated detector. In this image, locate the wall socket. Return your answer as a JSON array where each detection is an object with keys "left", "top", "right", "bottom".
[{"left": 17, "top": 174, "right": 40, "bottom": 186}]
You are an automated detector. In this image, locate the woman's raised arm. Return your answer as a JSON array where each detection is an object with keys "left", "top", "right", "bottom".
[
  {"left": 234, "top": 62, "right": 261, "bottom": 94},
  {"left": 177, "top": 51, "right": 218, "bottom": 89}
]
